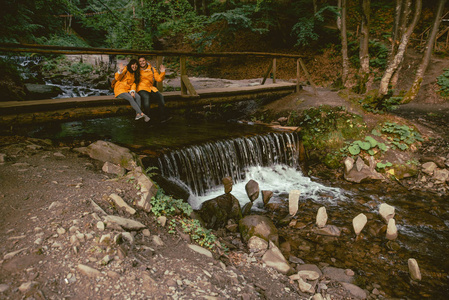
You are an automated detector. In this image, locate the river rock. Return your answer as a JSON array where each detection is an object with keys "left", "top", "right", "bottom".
[
  {"left": 109, "top": 193, "right": 136, "bottom": 215},
  {"left": 408, "top": 258, "right": 422, "bottom": 280},
  {"left": 262, "top": 241, "right": 292, "bottom": 274},
  {"left": 245, "top": 179, "right": 259, "bottom": 202},
  {"left": 352, "top": 213, "right": 367, "bottom": 235},
  {"left": 289, "top": 190, "right": 300, "bottom": 216},
  {"left": 422, "top": 161, "right": 438, "bottom": 175},
  {"left": 340, "top": 282, "right": 367, "bottom": 299},
  {"left": 344, "top": 156, "right": 384, "bottom": 183},
  {"left": 297, "top": 276, "right": 314, "bottom": 293},
  {"left": 313, "top": 225, "right": 341, "bottom": 237},
  {"left": 198, "top": 193, "right": 242, "bottom": 230},
  {"left": 25, "top": 83, "right": 62, "bottom": 100},
  {"left": 434, "top": 169, "right": 449, "bottom": 183},
  {"left": 386, "top": 218, "right": 398, "bottom": 240},
  {"left": 222, "top": 176, "right": 233, "bottom": 193},
  {"left": 239, "top": 215, "right": 279, "bottom": 245},
  {"left": 129, "top": 167, "right": 158, "bottom": 212},
  {"left": 102, "top": 161, "right": 125, "bottom": 176},
  {"left": 379, "top": 203, "right": 395, "bottom": 223},
  {"left": 247, "top": 236, "right": 269, "bottom": 253},
  {"left": 316, "top": 206, "right": 327, "bottom": 228},
  {"left": 262, "top": 190, "right": 273, "bottom": 205},
  {"left": 297, "top": 264, "right": 323, "bottom": 277},
  {"left": 18, "top": 281, "right": 39, "bottom": 293},
  {"left": 77, "top": 264, "right": 101, "bottom": 278},
  {"left": 241, "top": 202, "right": 253, "bottom": 216},
  {"left": 104, "top": 215, "right": 146, "bottom": 231},
  {"left": 322, "top": 267, "right": 354, "bottom": 283},
  {"left": 74, "top": 140, "right": 139, "bottom": 170},
  {"left": 188, "top": 244, "right": 213, "bottom": 258}
]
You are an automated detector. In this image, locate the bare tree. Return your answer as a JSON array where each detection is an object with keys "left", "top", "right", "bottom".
[
  {"left": 357, "top": 0, "right": 370, "bottom": 93},
  {"left": 402, "top": 0, "right": 447, "bottom": 103},
  {"left": 378, "top": 0, "right": 422, "bottom": 96},
  {"left": 338, "top": 0, "right": 350, "bottom": 87}
]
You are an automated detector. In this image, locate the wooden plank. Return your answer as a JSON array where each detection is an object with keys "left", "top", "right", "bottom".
[
  {"left": 272, "top": 58, "right": 277, "bottom": 84},
  {"left": 296, "top": 59, "right": 301, "bottom": 93},
  {"left": 299, "top": 58, "right": 317, "bottom": 95},
  {"left": 180, "top": 56, "right": 187, "bottom": 96},
  {"left": 181, "top": 75, "right": 198, "bottom": 97},
  {"left": 261, "top": 60, "right": 273, "bottom": 85}
]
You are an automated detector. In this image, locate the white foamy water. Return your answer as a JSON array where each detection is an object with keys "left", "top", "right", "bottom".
[{"left": 186, "top": 164, "right": 344, "bottom": 210}]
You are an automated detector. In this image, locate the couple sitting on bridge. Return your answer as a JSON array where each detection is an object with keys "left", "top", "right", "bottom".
[{"left": 113, "top": 56, "right": 167, "bottom": 123}]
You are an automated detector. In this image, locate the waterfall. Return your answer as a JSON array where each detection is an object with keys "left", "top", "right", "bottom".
[{"left": 157, "top": 132, "right": 301, "bottom": 196}]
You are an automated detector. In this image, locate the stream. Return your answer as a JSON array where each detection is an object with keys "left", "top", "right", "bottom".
[{"left": 10, "top": 114, "right": 449, "bottom": 299}]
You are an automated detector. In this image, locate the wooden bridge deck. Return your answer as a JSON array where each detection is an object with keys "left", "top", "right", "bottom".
[{"left": 0, "top": 82, "right": 297, "bottom": 125}]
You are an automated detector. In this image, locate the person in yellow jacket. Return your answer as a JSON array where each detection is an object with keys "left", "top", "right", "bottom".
[
  {"left": 137, "top": 56, "right": 169, "bottom": 122},
  {"left": 114, "top": 59, "right": 150, "bottom": 122}
]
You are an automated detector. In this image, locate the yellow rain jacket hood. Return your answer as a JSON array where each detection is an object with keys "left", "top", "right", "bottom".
[
  {"left": 137, "top": 64, "right": 165, "bottom": 93},
  {"left": 113, "top": 66, "right": 137, "bottom": 97}
]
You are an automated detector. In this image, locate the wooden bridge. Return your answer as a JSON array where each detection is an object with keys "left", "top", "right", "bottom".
[{"left": 0, "top": 43, "right": 316, "bottom": 125}]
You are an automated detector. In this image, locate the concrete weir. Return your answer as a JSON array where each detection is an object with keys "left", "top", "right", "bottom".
[{"left": 0, "top": 82, "right": 297, "bottom": 125}]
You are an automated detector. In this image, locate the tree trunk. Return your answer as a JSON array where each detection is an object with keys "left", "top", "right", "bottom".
[
  {"left": 402, "top": 0, "right": 447, "bottom": 103},
  {"left": 339, "top": 0, "right": 350, "bottom": 87},
  {"left": 357, "top": 0, "right": 370, "bottom": 93},
  {"left": 379, "top": 0, "right": 422, "bottom": 96}
]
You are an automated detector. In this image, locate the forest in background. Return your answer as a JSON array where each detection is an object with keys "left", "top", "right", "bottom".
[{"left": 1, "top": 0, "right": 449, "bottom": 106}]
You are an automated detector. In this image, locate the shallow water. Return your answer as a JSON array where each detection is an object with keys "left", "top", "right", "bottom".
[{"left": 13, "top": 115, "right": 449, "bottom": 299}]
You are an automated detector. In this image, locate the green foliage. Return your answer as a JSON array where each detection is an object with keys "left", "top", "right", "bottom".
[
  {"left": 150, "top": 189, "right": 193, "bottom": 218},
  {"left": 368, "top": 40, "right": 389, "bottom": 69},
  {"left": 69, "top": 62, "right": 93, "bottom": 75},
  {"left": 376, "top": 161, "right": 392, "bottom": 169},
  {"left": 341, "top": 136, "right": 387, "bottom": 157},
  {"left": 380, "top": 122, "right": 423, "bottom": 150},
  {"left": 178, "top": 218, "right": 217, "bottom": 250},
  {"left": 36, "top": 33, "right": 90, "bottom": 47},
  {"left": 291, "top": 4, "right": 339, "bottom": 47},
  {"left": 358, "top": 91, "right": 402, "bottom": 113},
  {"left": 437, "top": 68, "right": 449, "bottom": 97}
]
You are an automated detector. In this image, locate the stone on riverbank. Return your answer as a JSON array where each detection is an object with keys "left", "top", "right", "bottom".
[
  {"left": 386, "top": 218, "right": 398, "bottom": 240},
  {"left": 352, "top": 213, "right": 367, "bottom": 235},
  {"left": 379, "top": 203, "right": 395, "bottom": 223},
  {"left": 289, "top": 190, "right": 300, "bottom": 216},
  {"left": 245, "top": 179, "right": 259, "bottom": 202}
]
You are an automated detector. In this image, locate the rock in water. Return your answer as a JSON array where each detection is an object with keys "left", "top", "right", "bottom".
[
  {"left": 316, "top": 206, "right": 327, "bottom": 228},
  {"left": 386, "top": 218, "right": 398, "bottom": 240},
  {"left": 352, "top": 213, "right": 367, "bottom": 235},
  {"left": 408, "top": 258, "right": 422, "bottom": 281},
  {"left": 289, "top": 190, "right": 300, "bottom": 216},
  {"left": 379, "top": 203, "right": 395, "bottom": 223}
]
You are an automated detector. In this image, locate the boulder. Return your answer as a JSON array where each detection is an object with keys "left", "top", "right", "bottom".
[
  {"left": 322, "top": 267, "right": 354, "bottom": 283},
  {"left": 198, "top": 193, "right": 242, "bottom": 230},
  {"left": 262, "top": 241, "right": 292, "bottom": 274},
  {"left": 262, "top": 190, "right": 273, "bottom": 205},
  {"left": 386, "top": 218, "right": 398, "bottom": 240},
  {"left": 433, "top": 169, "right": 449, "bottom": 183},
  {"left": 241, "top": 201, "right": 253, "bottom": 216},
  {"left": 352, "top": 213, "right": 367, "bottom": 235},
  {"left": 25, "top": 83, "right": 62, "bottom": 100},
  {"left": 129, "top": 167, "right": 158, "bottom": 212},
  {"left": 245, "top": 179, "right": 259, "bottom": 202},
  {"left": 289, "top": 190, "right": 301, "bottom": 216},
  {"left": 74, "top": 140, "right": 139, "bottom": 170},
  {"left": 247, "top": 236, "right": 269, "bottom": 253},
  {"left": 313, "top": 225, "right": 341, "bottom": 237},
  {"left": 408, "top": 258, "right": 421, "bottom": 281},
  {"left": 239, "top": 215, "right": 279, "bottom": 245},
  {"left": 102, "top": 161, "right": 125, "bottom": 176},
  {"left": 222, "top": 176, "right": 233, "bottom": 194},
  {"left": 422, "top": 162, "right": 438, "bottom": 175},
  {"left": 344, "top": 156, "right": 384, "bottom": 183},
  {"left": 316, "top": 206, "right": 327, "bottom": 228},
  {"left": 340, "top": 282, "right": 367, "bottom": 299},
  {"left": 379, "top": 203, "right": 395, "bottom": 223}
]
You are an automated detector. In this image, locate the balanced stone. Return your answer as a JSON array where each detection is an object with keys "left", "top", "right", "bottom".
[
  {"left": 289, "top": 190, "right": 301, "bottom": 216},
  {"left": 408, "top": 258, "right": 422, "bottom": 281},
  {"left": 245, "top": 179, "right": 260, "bottom": 202},
  {"left": 315, "top": 206, "right": 327, "bottom": 228},
  {"left": 222, "top": 176, "right": 233, "bottom": 194},
  {"left": 386, "top": 218, "right": 398, "bottom": 240},
  {"left": 379, "top": 203, "right": 395, "bottom": 223},
  {"left": 262, "top": 190, "right": 273, "bottom": 205},
  {"left": 352, "top": 213, "right": 367, "bottom": 235}
]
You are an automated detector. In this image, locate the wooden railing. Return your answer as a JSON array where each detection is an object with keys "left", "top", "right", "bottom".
[{"left": 0, "top": 43, "right": 317, "bottom": 96}]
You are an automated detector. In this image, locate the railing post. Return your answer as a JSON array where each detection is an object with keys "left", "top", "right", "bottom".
[
  {"left": 156, "top": 55, "right": 163, "bottom": 92},
  {"left": 296, "top": 59, "right": 301, "bottom": 93},
  {"left": 180, "top": 56, "right": 187, "bottom": 96},
  {"left": 272, "top": 58, "right": 276, "bottom": 83}
]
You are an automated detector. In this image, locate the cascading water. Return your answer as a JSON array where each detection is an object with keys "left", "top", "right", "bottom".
[{"left": 157, "top": 132, "right": 343, "bottom": 209}]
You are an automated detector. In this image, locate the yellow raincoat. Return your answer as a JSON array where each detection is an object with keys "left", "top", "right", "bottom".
[
  {"left": 113, "top": 66, "right": 137, "bottom": 97},
  {"left": 137, "top": 64, "right": 165, "bottom": 93}
]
